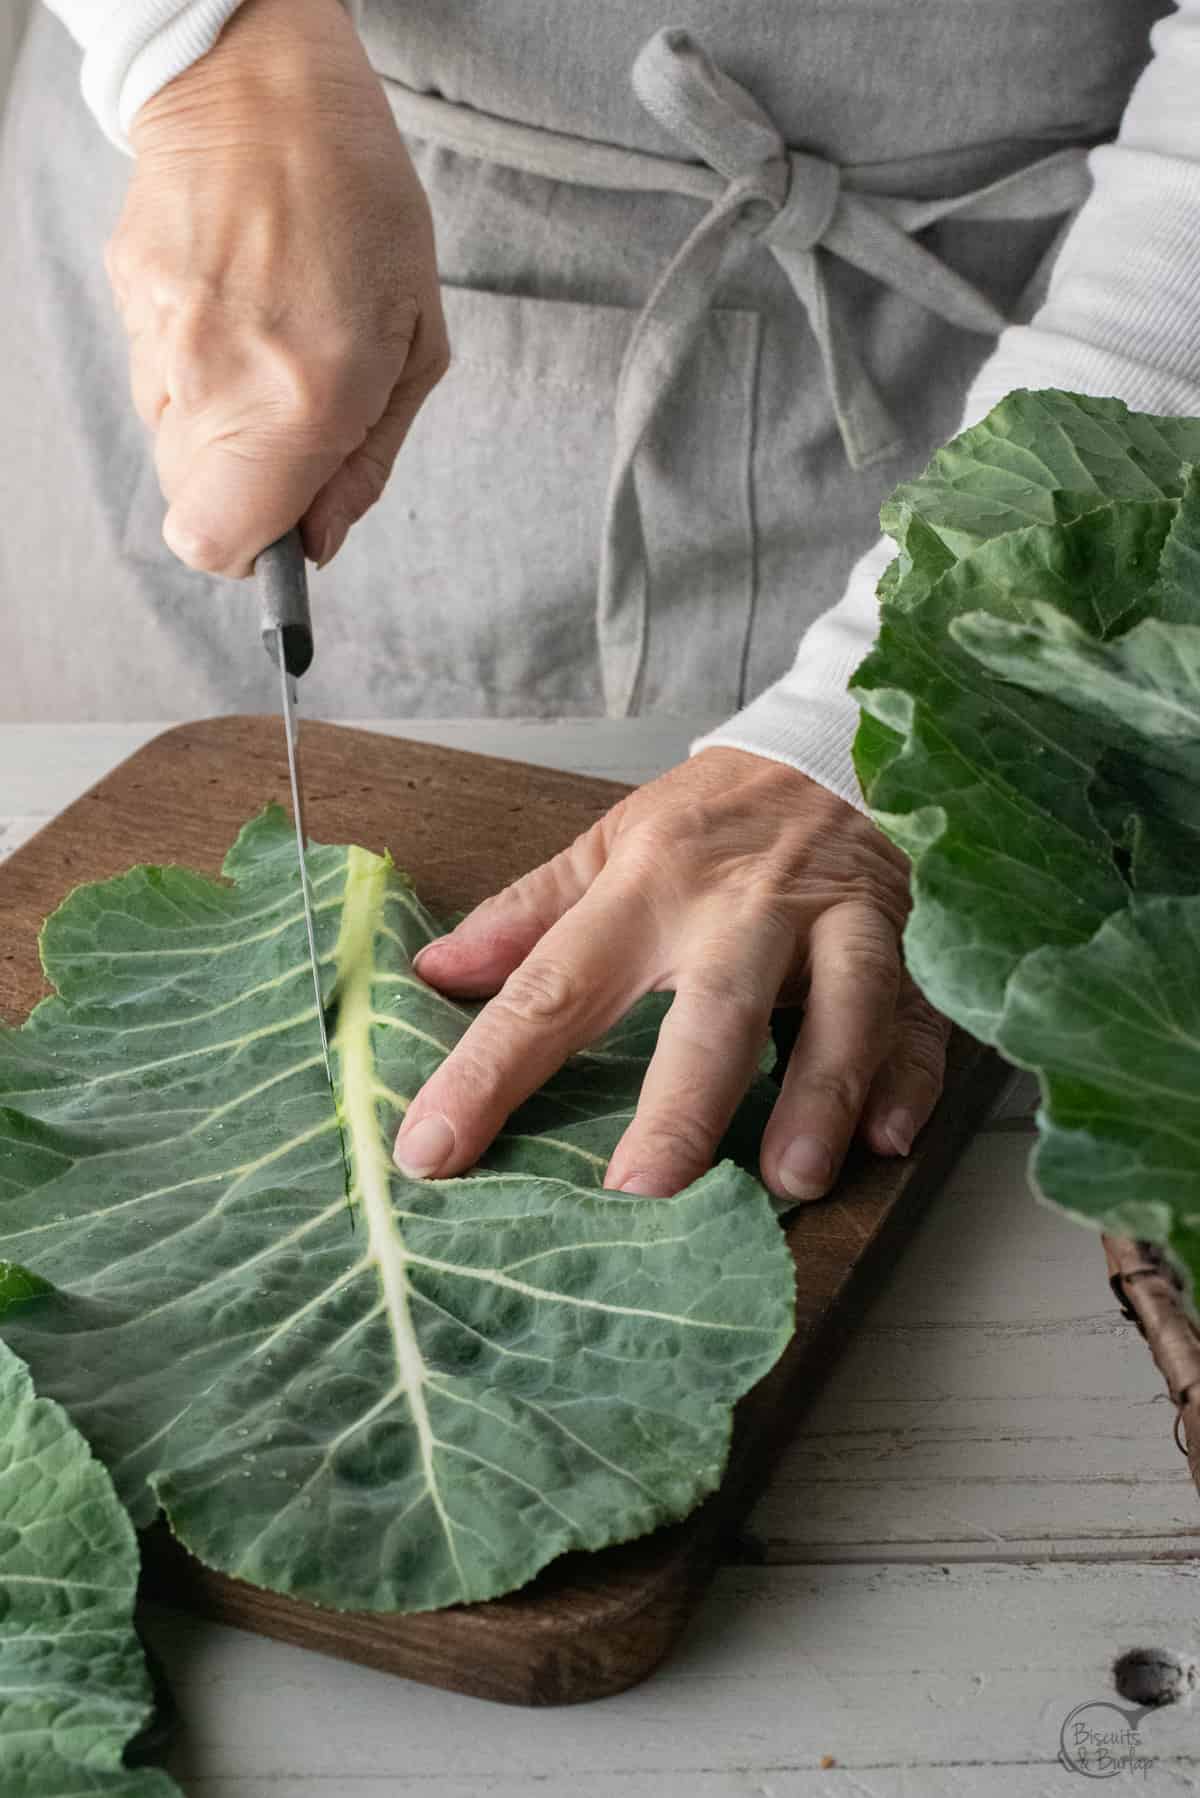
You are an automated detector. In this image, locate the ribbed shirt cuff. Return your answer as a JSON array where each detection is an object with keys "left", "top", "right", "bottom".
[{"left": 46, "top": 0, "right": 247, "bottom": 151}]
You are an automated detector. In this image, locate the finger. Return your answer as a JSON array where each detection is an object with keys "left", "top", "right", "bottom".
[
  {"left": 158, "top": 421, "right": 345, "bottom": 576},
  {"left": 154, "top": 314, "right": 395, "bottom": 576},
  {"left": 602, "top": 925, "right": 795, "bottom": 1197},
  {"left": 393, "top": 874, "right": 653, "bottom": 1179},
  {"left": 861, "top": 976, "right": 950, "bottom": 1157},
  {"left": 760, "top": 900, "right": 900, "bottom": 1203},
  {"left": 303, "top": 307, "right": 450, "bottom": 566},
  {"left": 412, "top": 823, "right": 608, "bottom": 999}
]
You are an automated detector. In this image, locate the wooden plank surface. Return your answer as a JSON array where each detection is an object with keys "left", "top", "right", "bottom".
[
  {"left": 0, "top": 716, "right": 1008, "bottom": 1707},
  {"left": 141, "top": 1561, "right": 1200, "bottom": 1794},
  {"left": 755, "top": 1129, "right": 1200, "bottom": 1564}
]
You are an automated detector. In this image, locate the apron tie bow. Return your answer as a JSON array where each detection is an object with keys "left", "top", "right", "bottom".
[
  {"left": 379, "top": 31, "right": 1092, "bottom": 715},
  {"left": 596, "top": 27, "right": 1085, "bottom": 711},
  {"left": 763, "top": 152, "right": 842, "bottom": 251}
]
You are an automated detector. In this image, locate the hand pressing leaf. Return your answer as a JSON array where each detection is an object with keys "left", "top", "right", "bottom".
[
  {"left": 0, "top": 809, "right": 794, "bottom": 1615},
  {"left": 0, "top": 1331, "right": 179, "bottom": 1797}
]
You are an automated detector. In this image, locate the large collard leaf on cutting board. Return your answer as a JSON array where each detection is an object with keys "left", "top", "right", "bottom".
[
  {"left": 850, "top": 389, "right": 1200, "bottom": 1305},
  {"left": 0, "top": 1329, "right": 180, "bottom": 1797},
  {"left": 0, "top": 810, "right": 794, "bottom": 1614}
]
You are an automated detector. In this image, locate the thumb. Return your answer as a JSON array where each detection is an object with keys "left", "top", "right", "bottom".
[
  {"left": 414, "top": 826, "right": 610, "bottom": 999},
  {"left": 158, "top": 414, "right": 343, "bottom": 578}
]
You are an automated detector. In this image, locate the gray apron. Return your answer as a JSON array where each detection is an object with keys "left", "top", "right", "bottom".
[{"left": 0, "top": 2, "right": 1168, "bottom": 722}]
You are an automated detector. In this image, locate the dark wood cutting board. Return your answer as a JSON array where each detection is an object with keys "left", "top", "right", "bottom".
[{"left": 0, "top": 717, "right": 1008, "bottom": 1706}]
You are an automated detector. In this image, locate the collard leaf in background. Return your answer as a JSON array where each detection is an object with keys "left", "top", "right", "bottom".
[
  {"left": 879, "top": 388, "right": 1200, "bottom": 560},
  {"left": 850, "top": 504, "right": 1151, "bottom": 1034},
  {"left": 953, "top": 604, "right": 1200, "bottom": 895},
  {"left": 851, "top": 390, "right": 1200, "bottom": 1310},
  {"left": 0, "top": 811, "right": 794, "bottom": 1615},
  {"left": 0, "top": 1332, "right": 179, "bottom": 1797},
  {"left": 997, "top": 896, "right": 1200, "bottom": 1273}
]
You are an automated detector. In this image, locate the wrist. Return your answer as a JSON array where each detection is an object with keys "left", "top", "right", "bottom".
[
  {"left": 692, "top": 744, "right": 822, "bottom": 789},
  {"left": 130, "top": 0, "right": 359, "bottom": 153}
]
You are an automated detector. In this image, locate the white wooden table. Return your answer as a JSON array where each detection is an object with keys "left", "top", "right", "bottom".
[{"left": 2, "top": 720, "right": 1198, "bottom": 1795}]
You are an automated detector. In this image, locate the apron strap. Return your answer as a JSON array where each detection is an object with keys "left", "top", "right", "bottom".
[{"left": 381, "top": 31, "right": 1092, "bottom": 716}]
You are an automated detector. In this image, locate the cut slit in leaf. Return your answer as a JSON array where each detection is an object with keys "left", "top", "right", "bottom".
[{"left": 0, "top": 809, "right": 795, "bottom": 1614}]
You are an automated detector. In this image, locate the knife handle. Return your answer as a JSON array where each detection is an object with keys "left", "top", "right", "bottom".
[{"left": 256, "top": 529, "right": 314, "bottom": 678}]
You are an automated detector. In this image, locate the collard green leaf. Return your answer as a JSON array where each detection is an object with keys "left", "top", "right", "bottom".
[
  {"left": 996, "top": 897, "right": 1200, "bottom": 1267},
  {"left": 1147, "top": 463, "right": 1200, "bottom": 624},
  {"left": 952, "top": 603, "right": 1200, "bottom": 896},
  {"left": 0, "top": 1333, "right": 179, "bottom": 1797},
  {"left": 0, "top": 810, "right": 794, "bottom": 1614},
  {"left": 952, "top": 604, "right": 1200, "bottom": 760},
  {"left": 850, "top": 509, "right": 1154, "bottom": 1034},
  {"left": 880, "top": 389, "right": 1200, "bottom": 559},
  {"left": 851, "top": 387, "right": 1200, "bottom": 1310}
]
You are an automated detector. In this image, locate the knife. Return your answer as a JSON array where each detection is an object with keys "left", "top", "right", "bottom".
[{"left": 255, "top": 529, "right": 336, "bottom": 1104}]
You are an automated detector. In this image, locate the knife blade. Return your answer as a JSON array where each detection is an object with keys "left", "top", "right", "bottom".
[{"left": 256, "top": 530, "right": 335, "bottom": 1101}]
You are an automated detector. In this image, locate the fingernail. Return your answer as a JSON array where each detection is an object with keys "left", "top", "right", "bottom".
[
  {"left": 882, "top": 1107, "right": 916, "bottom": 1156},
  {"left": 412, "top": 936, "right": 449, "bottom": 971},
  {"left": 315, "top": 512, "right": 350, "bottom": 569},
  {"left": 776, "top": 1135, "right": 832, "bottom": 1201},
  {"left": 394, "top": 1112, "right": 455, "bottom": 1177}
]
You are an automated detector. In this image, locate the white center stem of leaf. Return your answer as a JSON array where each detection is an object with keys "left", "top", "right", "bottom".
[{"left": 331, "top": 845, "right": 462, "bottom": 1582}]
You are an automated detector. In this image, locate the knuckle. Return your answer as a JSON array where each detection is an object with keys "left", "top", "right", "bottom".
[
  {"left": 465, "top": 881, "right": 527, "bottom": 926},
  {"left": 623, "top": 803, "right": 708, "bottom": 859},
  {"left": 678, "top": 966, "right": 770, "bottom": 1035},
  {"left": 238, "top": 329, "right": 362, "bottom": 437},
  {"left": 632, "top": 1113, "right": 715, "bottom": 1174},
  {"left": 799, "top": 1062, "right": 868, "bottom": 1121},
  {"left": 905, "top": 1000, "right": 949, "bottom": 1047},
  {"left": 898, "top": 1017, "right": 949, "bottom": 1086},
  {"left": 414, "top": 323, "right": 451, "bottom": 390},
  {"left": 269, "top": 347, "right": 345, "bottom": 431},
  {"left": 496, "top": 957, "right": 580, "bottom": 1027},
  {"left": 435, "top": 1047, "right": 506, "bottom": 1116},
  {"left": 164, "top": 313, "right": 223, "bottom": 412},
  {"left": 818, "top": 906, "right": 901, "bottom": 987},
  {"left": 334, "top": 455, "right": 391, "bottom": 524},
  {"left": 467, "top": 866, "right": 558, "bottom": 938},
  {"left": 896, "top": 983, "right": 950, "bottom": 1043},
  {"left": 822, "top": 939, "right": 899, "bottom": 995}
]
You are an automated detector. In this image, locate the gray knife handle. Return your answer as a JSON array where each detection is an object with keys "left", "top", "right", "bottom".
[{"left": 257, "top": 529, "right": 313, "bottom": 678}]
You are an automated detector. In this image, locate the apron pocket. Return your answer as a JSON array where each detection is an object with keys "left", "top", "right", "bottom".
[{"left": 122, "top": 282, "right": 761, "bottom": 718}]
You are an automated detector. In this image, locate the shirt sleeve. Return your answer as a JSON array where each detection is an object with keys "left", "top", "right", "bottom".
[
  {"left": 40, "top": 0, "right": 247, "bottom": 149},
  {"left": 690, "top": 0, "right": 1200, "bottom": 809}
]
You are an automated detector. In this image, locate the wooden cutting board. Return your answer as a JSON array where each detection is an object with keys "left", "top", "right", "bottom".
[{"left": 0, "top": 717, "right": 1008, "bottom": 1707}]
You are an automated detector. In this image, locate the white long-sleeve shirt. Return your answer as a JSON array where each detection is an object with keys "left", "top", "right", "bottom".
[{"left": 44, "top": 0, "right": 1200, "bottom": 804}]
